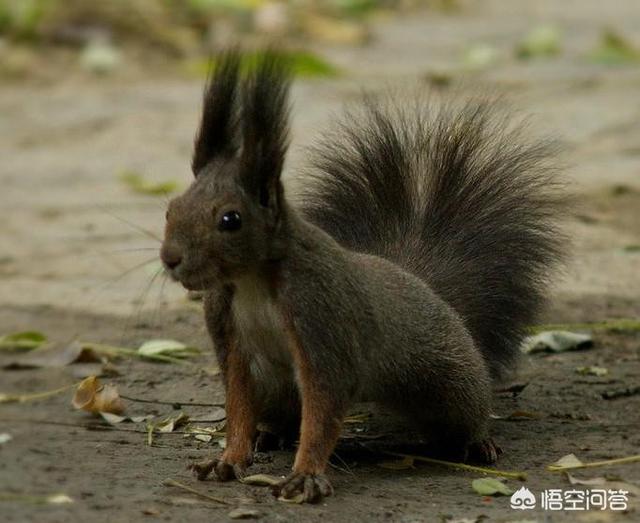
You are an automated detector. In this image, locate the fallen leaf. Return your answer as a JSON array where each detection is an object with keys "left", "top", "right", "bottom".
[
  {"left": 463, "top": 44, "right": 500, "bottom": 70},
  {"left": 576, "top": 366, "right": 608, "bottom": 377},
  {"left": 471, "top": 478, "right": 514, "bottom": 496},
  {"left": 589, "top": 28, "right": 640, "bottom": 65},
  {"left": 517, "top": 24, "right": 561, "bottom": 59},
  {"left": 194, "top": 434, "right": 212, "bottom": 443},
  {"left": 138, "top": 339, "right": 200, "bottom": 359},
  {"left": 0, "top": 331, "right": 46, "bottom": 351},
  {"left": 72, "top": 376, "right": 125, "bottom": 415},
  {"left": 119, "top": 170, "right": 179, "bottom": 196},
  {"left": 100, "top": 412, "right": 152, "bottom": 425},
  {"left": 241, "top": 474, "right": 282, "bottom": 487},
  {"left": 550, "top": 454, "right": 585, "bottom": 470},
  {"left": 521, "top": 331, "right": 592, "bottom": 354},
  {"left": 0, "top": 433, "right": 12, "bottom": 444},
  {"left": 47, "top": 494, "right": 74, "bottom": 504},
  {"left": 228, "top": 507, "right": 261, "bottom": 519},
  {"left": 378, "top": 456, "right": 415, "bottom": 470},
  {"left": 156, "top": 412, "right": 189, "bottom": 433},
  {"left": 0, "top": 492, "right": 74, "bottom": 504}
]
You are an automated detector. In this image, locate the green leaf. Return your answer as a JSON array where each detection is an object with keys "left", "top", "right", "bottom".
[
  {"left": 517, "top": 24, "right": 561, "bottom": 59},
  {"left": 186, "top": 50, "right": 339, "bottom": 79},
  {"left": 0, "top": 331, "right": 46, "bottom": 351},
  {"left": 471, "top": 477, "right": 514, "bottom": 496},
  {"left": 589, "top": 29, "right": 640, "bottom": 65},
  {"left": 119, "top": 170, "right": 180, "bottom": 196},
  {"left": 137, "top": 339, "right": 200, "bottom": 359}
]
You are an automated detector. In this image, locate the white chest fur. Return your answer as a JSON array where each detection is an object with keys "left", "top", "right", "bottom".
[{"left": 231, "top": 275, "right": 293, "bottom": 390}]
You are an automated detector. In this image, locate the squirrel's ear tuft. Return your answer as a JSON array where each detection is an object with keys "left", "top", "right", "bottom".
[
  {"left": 192, "top": 50, "right": 241, "bottom": 175},
  {"left": 240, "top": 51, "right": 291, "bottom": 208}
]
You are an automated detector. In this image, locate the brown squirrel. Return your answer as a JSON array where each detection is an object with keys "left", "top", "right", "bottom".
[{"left": 160, "top": 51, "right": 564, "bottom": 503}]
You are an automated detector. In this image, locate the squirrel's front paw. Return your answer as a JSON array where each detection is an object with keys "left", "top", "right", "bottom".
[
  {"left": 467, "top": 437, "right": 502, "bottom": 464},
  {"left": 273, "top": 472, "right": 333, "bottom": 503}
]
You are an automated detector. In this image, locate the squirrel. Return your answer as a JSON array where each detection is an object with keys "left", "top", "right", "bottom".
[{"left": 160, "top": 51, "right": 565, "bottom": 503}]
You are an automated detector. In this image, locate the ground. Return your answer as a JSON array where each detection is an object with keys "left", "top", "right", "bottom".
[{"left": 1, "top": 1, "right": 639, "bottom": 522}]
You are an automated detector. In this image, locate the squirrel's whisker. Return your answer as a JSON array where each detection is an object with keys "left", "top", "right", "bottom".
[{"left": 98, "top": 204, "right": 163, "bottom": 243}]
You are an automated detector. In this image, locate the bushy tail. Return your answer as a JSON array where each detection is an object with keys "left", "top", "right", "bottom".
[{"left": 300, "top": 98, "right": 566, "bottom": 380}]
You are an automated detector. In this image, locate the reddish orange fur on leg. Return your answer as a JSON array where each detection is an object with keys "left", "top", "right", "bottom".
[
  {"left": 192, "top": 341, "right": 257, "bottom": 482},
  {"left": 218, "top": 345, "right": 256, "bottom": 478},
  {"left": 274, "top": 314, "right": 345, "bottom": 502}
]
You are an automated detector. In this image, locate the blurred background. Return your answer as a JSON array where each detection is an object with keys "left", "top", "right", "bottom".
[{"left": 0, "top": 0, "right": 639, "bottom": 339}]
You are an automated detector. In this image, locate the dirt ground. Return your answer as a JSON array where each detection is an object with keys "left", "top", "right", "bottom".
[{"left": 1, "top": 1, "right": 639, "bottom": 522}]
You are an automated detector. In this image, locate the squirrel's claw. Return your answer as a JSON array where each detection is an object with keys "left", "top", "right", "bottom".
[
  {"left": 273, "top": 472, "right": 333, "bottom": 503},
  {"left": 188, "top": 458, "right": 216, "bottom": 481},
  {"left": 189, "top": 457, "right": 249, "bottom": 482},
  {"left": 467, "top": 438, "right": 502, "bottom": 464},
  {"left": 214, "top": 459, "right": 248, "bottom": 481}
]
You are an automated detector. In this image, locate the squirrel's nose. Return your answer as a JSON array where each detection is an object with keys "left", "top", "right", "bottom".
[{"left": 160, "top": 244, "right": 183, "bottom": 270}]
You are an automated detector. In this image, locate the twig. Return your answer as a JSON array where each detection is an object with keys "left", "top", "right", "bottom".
[
  {"left": 0, "top": 383, "right": 77, "bottom": 404},
  {"left": 547, "top": 455, "right": 640, "bottom": 472},
  {"left": 385, "top": 451, "right": 528, "bottom": 480},
  {"left": 162, "top": 479, "right": 230, "bottom": 505},
  {"left": 0, "top": 418, "right": 150, "bottom": 433},
  {"left": 120, "top": 395, "right": 225, "bottom": 408}
]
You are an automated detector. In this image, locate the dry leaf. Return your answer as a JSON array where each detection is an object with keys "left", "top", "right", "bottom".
[
  {"left": 241, "top": 474, "right": 282, "bottom": 487},
  {"left": 522, "top": 331, "right": 592, "bottom": 354},
  {"left": 550, "top": 453, "right": 584, "bottom": 470},
  {"left": 156, "top": 412, "right": 189, "bottom": 433},
  {"left": 138, "top": 339, "right": 199, "bottom": 359},
  {"left": 471, "top": 477, "right": 514, "bottom": 496},
  {"left": 47, "top": 494, "right": 74, "bottom": 504},
  {"left": 0, "top": 433, "right": 12, "bottom": 445},
  {"left": 100, "top": 412, "right": 152, "bottom": 425},
  {"left": 72, "top": 376, "right": 125, "bottom": 415}
]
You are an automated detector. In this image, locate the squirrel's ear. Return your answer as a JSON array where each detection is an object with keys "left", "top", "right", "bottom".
[
  {"left": 192, "top": 50, "right": 241, "bottom": 175},
  {"left": 239, "top": 51, "right": 291, "bottom": 211}
]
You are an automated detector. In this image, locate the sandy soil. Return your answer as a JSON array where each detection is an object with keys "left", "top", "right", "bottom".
[{"left": 1, "top": 1, "right": 639, "bottom": 521}]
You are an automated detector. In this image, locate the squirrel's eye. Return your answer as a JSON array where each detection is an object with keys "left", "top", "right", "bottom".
[{"left": 218, "top": 210, "right": 242, "bottom": 232}]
